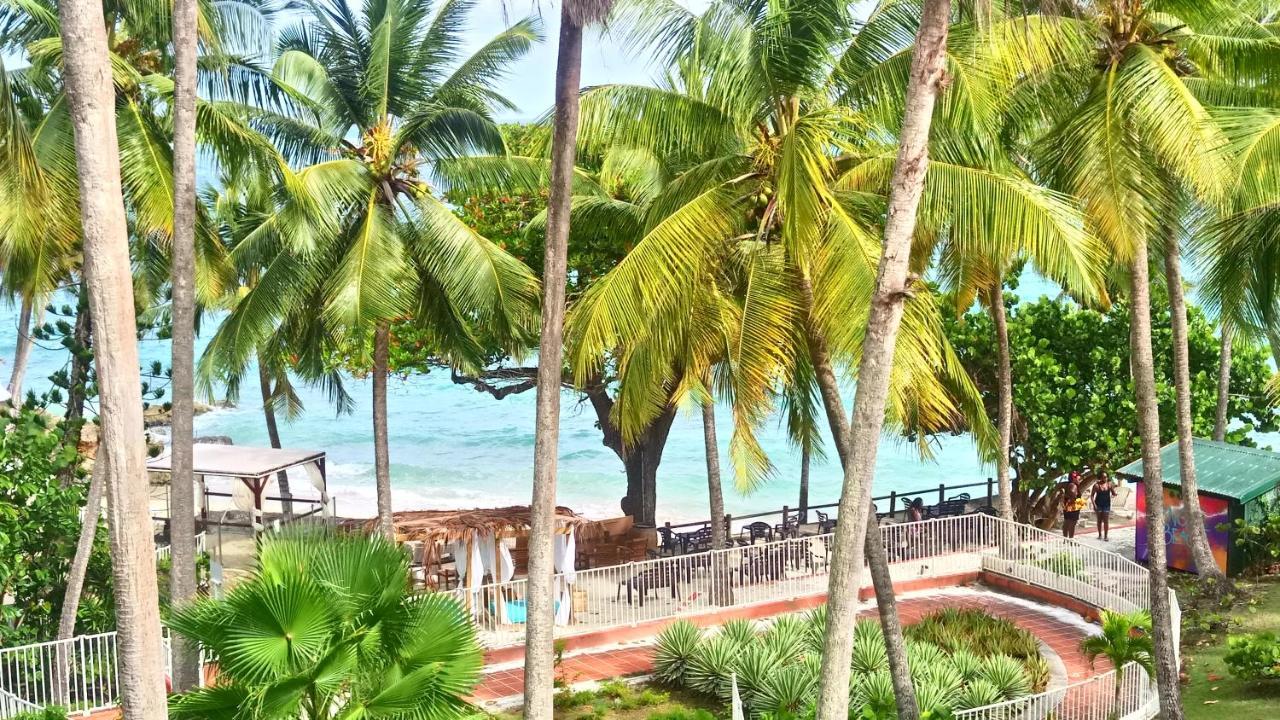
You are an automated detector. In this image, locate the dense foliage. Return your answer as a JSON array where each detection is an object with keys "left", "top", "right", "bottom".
[
  {"left": 1223, "top": 633, "right": 1280, "bottom": 681},
  {"left": 944, "top": 294, "right": 1278, "bottom": 498},
  {"left": 168, "top": 528, "right": 482, "bottom": 720},
  {"left": 0, "top": 410, "right": 112, "bottom": 646},
  {"left": 1232, "top": 498, "right": 1280, "bottom": 577},
  {"left": 651, "top": 608, "right": 1046, "bottom": 719}
]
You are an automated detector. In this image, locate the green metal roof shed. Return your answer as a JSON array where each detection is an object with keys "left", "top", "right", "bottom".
[
  {"left": 1116, "top": 438, "right": 1280, "bottom": 576},
  {"left": 1115, "top": 438, "right": 1280, "bottom": 504}
]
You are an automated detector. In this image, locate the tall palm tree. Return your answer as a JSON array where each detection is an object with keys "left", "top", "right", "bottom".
[
  {"left": 1006, "top": 2, "right": 1280, "bottom": 715},
  {"left": 55, "top": 0, "right": 168, "bottom": 714},
  {"left": 1162, "top": 214, "right": 1226, "bottom": 584},
  {"left": 814, "top": 2, "right": 951, "bottom": 712},
  {"left": 523, "top": 0, "right": 614, "bottom": 715},
  {"left": 201, "top": 0, "right": 541, "bottom": 539},
  {"left": 168, "top": 0, "right": 202, "bottom": 690}
]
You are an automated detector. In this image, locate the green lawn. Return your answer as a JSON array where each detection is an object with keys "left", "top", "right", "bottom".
[{"left": 1180, "top": 576, "right": 1280, "bottom": 720}]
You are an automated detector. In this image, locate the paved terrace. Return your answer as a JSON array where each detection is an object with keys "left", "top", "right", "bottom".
[{"left": 473, "top": 588, "right": 1113, "bottom": 715}]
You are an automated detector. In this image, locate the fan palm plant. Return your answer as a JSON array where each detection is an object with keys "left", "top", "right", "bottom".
[
  {"left": 1080, "top": 610, "right": 1156, "bottom": 718},
  {"left": 997, "top": 4, "right": 1280, "bottom": 714},
  {"left": 168, "top": 527, "right": 483, "bottom": 719},
  {"left": 199, "top": 0, "right": 541, "bottom": 538}
]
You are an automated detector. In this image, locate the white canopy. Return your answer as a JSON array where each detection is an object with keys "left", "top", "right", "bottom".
[
  {"left": 147, "top": 444, "right": 325, "bottom": 479},
  {"left": 148, "top": 445, "right": 327, "bottom": 528}
]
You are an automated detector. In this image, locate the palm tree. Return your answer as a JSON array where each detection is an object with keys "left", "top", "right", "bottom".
[
  {"left": 169, "top": 527, "right": 483, "bottom": 719},
  {"left": 168, "top": 0, "right": 202, "bottom": 690},
  {"left": 200, "top": 0, "right": 541, "bottom": 539},
  {"left": 55, "top": 0, "right": 168, "bottom": 714},
  {"left": 1162, "top": 215, "right": 1226, "bottom": 585},
  {"left": 1007, "top": 2, "right": 1280, "bottom": 715},
  {"left": 1081, "top": 610, "right": 1156, "bottom": 718},
  {"left": 523, "top": 0, "right": 614, "bottom": 714}
]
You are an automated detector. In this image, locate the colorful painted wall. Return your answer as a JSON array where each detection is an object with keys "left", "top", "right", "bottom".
[{"left": 1135, "top": 484, "right": 1230, "bottom": 574}]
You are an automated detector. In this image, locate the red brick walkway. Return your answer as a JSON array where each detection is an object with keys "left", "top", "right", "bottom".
[{"left": 471, "top": 590, "right": 1105, "bottom": 704}]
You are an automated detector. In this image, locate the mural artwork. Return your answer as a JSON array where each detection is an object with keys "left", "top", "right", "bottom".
[{"left": 1135, "top": 484, "right": 1230, "bottom": 574}]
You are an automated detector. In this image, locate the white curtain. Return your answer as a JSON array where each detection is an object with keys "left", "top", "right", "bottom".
[
  {"left": 553, "top": 531, "right": 577, "bottom": 625},
  {"left": 446, "top": 536, "right": 488, "bottom": 619},
  {"left": 303, "top": 462, "right": 330, "bottom": 516}
]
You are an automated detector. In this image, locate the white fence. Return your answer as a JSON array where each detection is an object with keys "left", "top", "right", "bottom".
[
  {"left": 154, "top": 531, "right": 206, "bottom": 563},
  {"left": 456, "top": 513, "right": 1172, "bottom": 720},
  {"left": 0, "top": 514, "right": 1174, "bottom": 719}
]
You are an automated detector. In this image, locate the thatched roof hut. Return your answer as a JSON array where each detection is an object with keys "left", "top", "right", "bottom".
[{"left": 361, "top": 505, "right": 602, "bottom": 543}]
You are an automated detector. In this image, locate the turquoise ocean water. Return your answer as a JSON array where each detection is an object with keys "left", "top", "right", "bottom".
[{"left": 0, "top": 275, "right": 1071, "bottom": 524}]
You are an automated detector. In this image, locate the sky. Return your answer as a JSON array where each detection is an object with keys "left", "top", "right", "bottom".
[{"left": 464, "top": 0, "right": 708, "bottom": 122}]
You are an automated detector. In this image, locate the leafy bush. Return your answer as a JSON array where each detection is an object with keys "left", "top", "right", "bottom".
[
  {"left": 1233, "top": 499, "right": 1280, "bottom": 576},
  {"left": 0, "top": 410, "right": 113, "bottom": 645},
  {"left": 1224, "top": 632, "right": 1280, "bottom": 680},
  {"left": 646, "top": 711, "right": 716, "bottom": 720},
  {"left": 651, "top": 607, "right": 1044, "bottom": 718},
  {"left": 9, "top": 708, "right": 69, "bottom": 720}
]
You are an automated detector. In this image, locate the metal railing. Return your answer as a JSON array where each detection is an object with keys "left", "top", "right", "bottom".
[
  {"left": 0, "top": 513, "right": 1173, "bottom": 719},
  {"left": 0, "top": 632, "right": 175, "bottom": 718},
  {"left": 154, "top": 531, "right": 207, "bottom": 562},
  {"left": 662, "top": 479, "right": 998, "bottom": 534}
]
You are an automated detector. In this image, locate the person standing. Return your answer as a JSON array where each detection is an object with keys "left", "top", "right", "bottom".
[
  {"left": 1091, "top": 472, "right": 1117, "bottom": 541},
  {"left": 1061, "top": 472, "right": 1085, "bottom": 539}
]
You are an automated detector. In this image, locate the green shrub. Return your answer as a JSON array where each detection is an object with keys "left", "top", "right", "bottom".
[
  {"left": 653, "top": 621, "right": 702, "bottom": 684},
  {"left": 956, "top": 679, "right": 1005, "bottom": 710},
  {"left": 654, "top": 607, "right": 1043, "bottom": 718},
  {"left": 684, "top": 635, "right": 740, "bottom": 700},
  {"left": 646, "top": 710, "right": 717, "bottom": 720},
  {"left": 1224, "top": 632, "right": 1280, "bottom": 680},
  {"left": 979, "top": 655, "right": 1033, "bottom": 699},
  {"left": 1030, "top": 551, "right": 1087, "bottom": 580},
  {"left": 9, "top": 708, "right": 69, "bottom": 720}
]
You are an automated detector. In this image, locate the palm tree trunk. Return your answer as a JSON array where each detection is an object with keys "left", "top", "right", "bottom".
[
  {"left": 54, "top": 461, "right": 106, "bottom": 703},
  {"left": 167, "top": 0, "right": 200, "bottom": 689},
  {"left": 373, "top": 323, "right": 394, "bottom": 539},
  {"left": 1268, "top": 326, "right": 1280, "bottom": 370},
  {"left": 257, "top": 357, "right": 293, "bottom": 518},
  {"left": 702, "top": 398, "right": 726, "bottom": 550},
  {"left": 989, "top": 278, "right": 1015, "bottom": 523},
  {"left": 1163, "top": 237, "right": 1225, "bottom": 585},
  {"left": 702, "top": 397, "right": 732, "bottom": 606},
  {"left": 814, "top": 2, "right": 950, "bottom": 718},
  {"left": 7, "top": 294, "right": 34, "bottom": 400},
  {"left": 525, "top": 5, "right": 594, "bottom": 715},
  {"left": 799, "top": 277, "right": 918, "bottom": 719},
  {"left": 863, "top": 514, "right": 914, "bottom": 702},
  {"left": 1212, "top": 321, "right": 1232, "bottom": 442},
  {"left": 799, "top": 445, "right": 810, "bottom": 524},
  {"left": 57, "top": 0, "right": 168, "bottom": 710},
  {"left": 1129, "top": 242, "right": 1186, "bottom": 720}
]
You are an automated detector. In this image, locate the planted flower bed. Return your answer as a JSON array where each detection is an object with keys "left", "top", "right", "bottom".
[{"left": 651, "top": 607, "right": 1049, "bottom": 718}]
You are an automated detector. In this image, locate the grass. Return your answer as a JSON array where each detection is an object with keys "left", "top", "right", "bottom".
[
  {"left": 487, "top": 680, "right": 720, "bottom": 720},
  {"left": 1179, "top": 575, "right": 1280, "bottom": 720}
]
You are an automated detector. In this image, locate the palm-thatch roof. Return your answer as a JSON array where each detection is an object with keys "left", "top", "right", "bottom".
[{"left": 360, "top": 505, "right": 602, "bottom": 543}]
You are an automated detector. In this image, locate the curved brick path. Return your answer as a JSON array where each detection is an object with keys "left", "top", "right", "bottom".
[{"left": 472, "top": 589, "right": 1108, "bottom": 706}]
